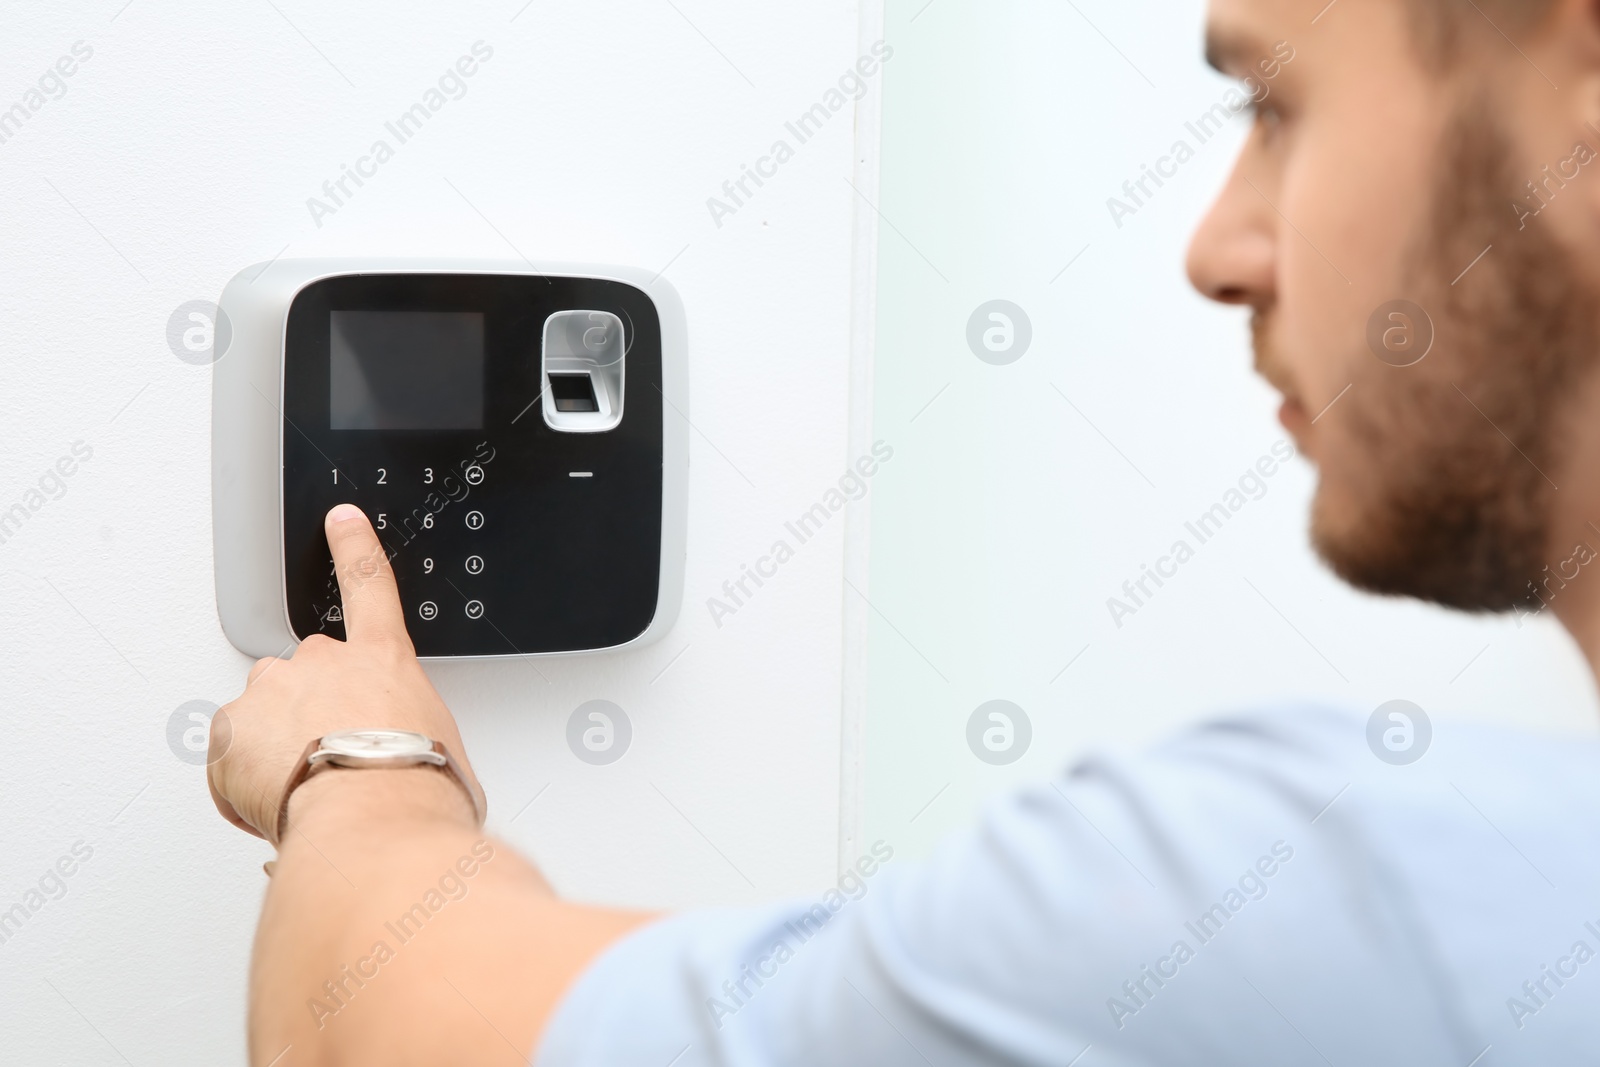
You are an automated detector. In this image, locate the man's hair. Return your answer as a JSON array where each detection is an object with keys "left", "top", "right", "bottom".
[{"left": 1407, "top": 0, "right": 1558, "bottom": 64}]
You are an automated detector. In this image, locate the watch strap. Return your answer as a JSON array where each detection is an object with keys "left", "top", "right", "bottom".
[
  {"left": 275, "top": 737, "right": 326, "bottom": 845},
  {"left": 429, "top": 739, "right": 488, "bottom": 830}
]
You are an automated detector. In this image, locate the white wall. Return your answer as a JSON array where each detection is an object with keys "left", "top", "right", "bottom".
[
  {"left": 862, "top": 0, "right": 1600, "bottom": 858},
  {"left": 0, "top": 1, "right": 878, "bottom": 1063}
]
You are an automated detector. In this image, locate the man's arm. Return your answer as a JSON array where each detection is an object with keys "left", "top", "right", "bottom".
[
  {"left": 208, "top": 504, "right": 650, "bottom": 1067},
  {"left": 252, "top": 770, "right": 648, "bottom": 1066}
]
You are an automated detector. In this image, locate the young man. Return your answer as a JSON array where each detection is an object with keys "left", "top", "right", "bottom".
[{"left": 208, "top": 0, "right": 1600, "bottom": 1062}]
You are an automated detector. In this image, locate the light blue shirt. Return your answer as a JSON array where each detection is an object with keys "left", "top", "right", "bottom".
[{"left": 534, "top": 706, "right": 1600, "bottom": 1065}]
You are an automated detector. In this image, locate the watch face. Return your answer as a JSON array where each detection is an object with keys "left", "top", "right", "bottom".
[{"left": 319, "top": 729, "right": 434, "bottom": 760}]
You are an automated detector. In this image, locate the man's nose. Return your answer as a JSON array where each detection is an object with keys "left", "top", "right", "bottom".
[{"left": 1187, "top": 155, "right": 1277, "bottom": 307}]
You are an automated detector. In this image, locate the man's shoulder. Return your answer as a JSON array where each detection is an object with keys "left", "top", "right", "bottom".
[
  {"left": 951, "top": 702, "right": 1600, "bottom": 911},
  {"left": 900, "top": 705, "right": 1600, "bottom": 1057},
  {"left": 1053, "top": 703, "right": 1600, "bottom": 835},
  {"left": 1121, "top": 702, "right": 1596, "bottom": 797}
]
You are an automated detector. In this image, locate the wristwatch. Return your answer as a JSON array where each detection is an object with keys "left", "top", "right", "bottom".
[{"left": 276, "top": 728, "right": 486, "bottom": 844}]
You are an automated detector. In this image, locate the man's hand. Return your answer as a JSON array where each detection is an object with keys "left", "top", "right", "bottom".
[
  {"left": 207, "top": 502, "right": 481, "bottom": 844},
  {"left": 209, "top": 503, "right": 648, "bottom": 1065}
]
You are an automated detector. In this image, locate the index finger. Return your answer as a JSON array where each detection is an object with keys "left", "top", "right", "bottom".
[{"left": 325, "top": 502, "right": 411, "bottom": 648}]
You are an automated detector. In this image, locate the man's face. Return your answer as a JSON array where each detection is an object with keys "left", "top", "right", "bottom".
[{"left": 1187, "top": 0, "right": 1600, "bottom": 612}]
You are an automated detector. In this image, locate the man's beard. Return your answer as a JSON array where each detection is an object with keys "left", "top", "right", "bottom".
[{"left": 1274, "top": 102, "right": 1599, "bottom": 612}]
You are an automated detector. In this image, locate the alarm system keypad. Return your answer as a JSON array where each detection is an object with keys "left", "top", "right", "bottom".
[{"left": 281, "top": 273, "right": 666, "bottom": 657}]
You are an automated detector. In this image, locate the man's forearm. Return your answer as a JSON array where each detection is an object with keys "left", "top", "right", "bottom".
[{"left": 249, "top": 768, "right": 650, "bottom": 1067}]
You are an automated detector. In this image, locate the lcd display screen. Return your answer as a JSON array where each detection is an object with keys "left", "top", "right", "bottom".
[{"left": 329, "top": 310, "right": 485, "bottom": 430}]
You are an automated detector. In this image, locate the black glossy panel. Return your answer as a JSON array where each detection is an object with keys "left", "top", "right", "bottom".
[{"left": 281, "top": 274, "right": 664, "bottom": 656}]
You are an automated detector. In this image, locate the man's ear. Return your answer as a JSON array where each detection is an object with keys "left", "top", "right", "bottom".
[
  {"left": 1495, "top": 0, "right": 1600, "bottom": 227},
  {"left": 1573, "top": 0, "right": 1600, "bottom": 123},
  {"left": 1534, "top": 0, "right": 1600, "bottom": 84}
]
